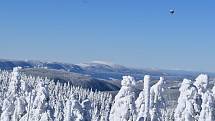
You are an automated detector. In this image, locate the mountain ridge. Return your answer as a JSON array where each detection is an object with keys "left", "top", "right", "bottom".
[{"left": 1, "top": 59, "right": 214, "bottom": 81}]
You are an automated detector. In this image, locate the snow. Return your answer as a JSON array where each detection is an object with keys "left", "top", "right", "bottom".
[
  {"left": 136, "top": 76, "right": 166, "bottom": 121},
  {"left": 174, "top": 79, "right": 199, "bottom": 121},
  {"left": 109, "top": 76, "right": 137, "bottom": 121},
  {"left": 149, "top": 77, "right": 166, "bottom": 121},
  {"left": 194, "top": 74, "right": 209, "bottom": 94},
  {"left": 199, "top": 90, "right": 215, "bottom": 121},
  {"left": 143, "top": 75, "right": 150, "bottom": 121},
  {"left": 174, "top": 74, "right": 215, "bottom": 121},
  {"left": 77, "top": 60, "right": 124, "bottom": 68},
  {"left": 91, "top": 61, "right": 114, "bottom": 66},
  {"left": 77, "top": 61, "right": 114, "bottom": 67},
  {"left": 1, "top": 68, "right": 215, "bottom": 121}
]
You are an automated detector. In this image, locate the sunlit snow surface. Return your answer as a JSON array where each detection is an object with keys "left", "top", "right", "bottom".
[{"left": 0, "top": 67, "right": 215, "bottom": 121}]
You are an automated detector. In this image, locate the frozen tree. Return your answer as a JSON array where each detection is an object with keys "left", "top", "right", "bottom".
[
  {"left": 174, "top": 79, "right": 199, "bottom": 121},
  {"left": 109, "top": 76, "right": 137, "bottom": 121},
  {"left": 20, "top": 79, "right": 29, "bottom": 95},
  {"left": 20, "top": 80, "right": 52, "bottom": 121},
  {"left": 1, "top": 67, "right": 23, "bottom": 121},
  {"left": 0, "top": 94, "right": 15, "bottom": 121},
  {"left": 12, "top": 96, "right": 27, "bottom": 121},
  {"left": 8, "top": 67, "right": 22, "bottom": 95},
  {"left": 194, "top": 74, "right": 210, "bottom": 115},
  {"left": 64, "top": 98, "right": 72, "bottom": 121},
  {"left": 149, "top": 77, "right": 166, "bottom": 121},
  {"left": 54, "top": 96, "right": 64, "bottom": 121},
  {"left": 212, "top": 85, "right": 215, "bottom": 96},
  {"left": 135, "top": 91, "right": 144, "bottom": 113},
  {"left": 0, "top": 69, "right": 113, "bottom": 121},
  {"left": 33, "top": 82, "right": 50, "bottom": 118},
  {"left": 136, "top": 75, "right": 151, "bottom": 121},
  {"left": 91, "top": 105, "right": 99, "bottom": 121},
  {"left": 2, "top": 67, "right": 200, "bottom": 121},
  {"left": 199, "top": 90, "right": 215, "bottom": 121},
  {"left": 194, "top": 74, "right": 209, "bottom": 95},
  {"left": 100, "top": 95, "right": 112, "bottom": 121},
  {"left": 81, "top": 99, "right": 92, "bottom": 121},
  {"left": 150, "top": 77, "right": 166, "bottom": 108},
  {"left": 192, "top": 74, "right": 215, "bottom": 121},
  {"left": 64, "top": 94, "right": 85, "bottom": 121},
  {"left": 70, "top": 95, "right": 84, "bottom": 121}
]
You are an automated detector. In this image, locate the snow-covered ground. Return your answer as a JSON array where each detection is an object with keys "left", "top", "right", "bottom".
[{"left": 0, "top": 67, "right": 215, "bottom": 121}]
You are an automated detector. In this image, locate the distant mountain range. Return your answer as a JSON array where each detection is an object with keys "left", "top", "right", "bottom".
[{"left": 0, "top": 59, "right": 214, "bottom": 91}]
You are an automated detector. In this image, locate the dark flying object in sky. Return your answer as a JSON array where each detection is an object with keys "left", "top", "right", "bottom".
[{"left": 169, "top": 9, "right": 175, "bottom": 15}]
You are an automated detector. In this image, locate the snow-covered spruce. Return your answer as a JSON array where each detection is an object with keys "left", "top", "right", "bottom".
[
  {"left": 199, "top": 90, "right": 215, "bottom": 121},
  {"left": 195, "top": 74, "right": 215, "bottom": 121},
  {"left": 1, "top": 67, "right": 215, "bottom": 121},
  {"left": 136, "top": 76, "right": 166, "bottom": 121},
  {"left": 174, "top": 79, "right": 199, "bottom": 121},
  {"left": 194, "top": 74, "right": 209, "bottom": 96},
  {"left": 109, "top": 76, "right": 137, "bottom": 121},
  {"left": 0, "top": 68, "right": 169, "bottom": 121},
  {"left": 149, "top": 77, "right": 166, "bottom": 121},
  {"left": 0, "top": 68, "right": 112, "bottom": 121},
  {"left": 174, "top": 74, "right": 215, "bottom": 121},
  {"left": 1, "top": 67, "right": 27, "bottom": 121},
  {"left": 136, "top": 75, "right": 151, "bottom": 121}
]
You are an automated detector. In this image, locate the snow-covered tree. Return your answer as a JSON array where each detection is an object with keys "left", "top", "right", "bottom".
[
  {"left": 174, "top": 79, "right": 199, "bottom": 121},
  {"left": 199, "top": 90, "right": 215, "bottom": 121},
  {"left": 149, "top": 77, "right": 166, "bottom": 121},
  {"left": 70, "top": 94, "right": 84, "bottom": 121},
  {"left": 54, "top": 95, "right": 64, "bottom": 121},
  {"left": 194, "top": 74, "right": 209, "bottom": 95},
  {"left": 194, "top": 74, "right": 210, "bottom": 117},
  {"left": 0, "top": 94, "right": 15, "bottom": 121},
  {"left": 12, "top": 96, "right": 27, "bottom": 121},
  {"left": 135, "top": 91, "right": 144, "bottom": 114},
  {"left": 19, "top": 80, "right": 53, "bottom": 121},
  {"left": 0, "top": 68, "right": 113, "bottom": 121},
  {"left": 136, "top": 75, "right": 151, "bottom": 121},
  {"left": 109, "top": 76, "right": 137, "bottom": 121},
  {"left": 3, "top": 67, "right": 215, "bottom": 121},
  {"left": 64, "top": 98, "right": 72, "bottom": 121},
  {"left": 193, "top": 74, "right": 215, "bottom": 121},
  {"left": 1, "top": 67, "right": 23, "bottom": 121},
  {"left": 81, "top": 99, "right": 92, "bottom": 121}
]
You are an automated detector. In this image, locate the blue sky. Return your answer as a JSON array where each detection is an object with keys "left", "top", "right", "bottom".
[{"left": 0, "top": 0, "right": 215, "bottom": 72}]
